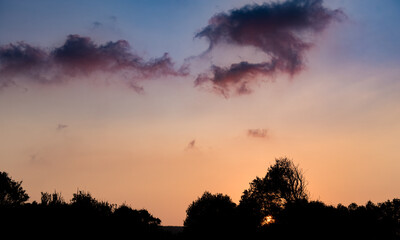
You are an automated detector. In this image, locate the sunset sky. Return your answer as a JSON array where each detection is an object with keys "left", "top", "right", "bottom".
[{"left": 1, "top": 0, "right": 400, "bottom": 226}]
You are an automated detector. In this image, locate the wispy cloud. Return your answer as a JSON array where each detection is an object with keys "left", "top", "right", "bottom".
[
  {"left": 56, "top": 124, "right": 68, "bottom": 131},
  {"left": 185, "top": 139, "right": 196, "bottom": 150},
  {"left": 0, "top": 35, "right": 187, "bottom": 92},
  {"left": 29, "top": 154, "right": 49, "bottom": 166},
  {"left": 194, "top": 0, "right": 344, "bottom": 97},
  {"left": 247, "top": 129, "right": 268, "bottom": 138}
]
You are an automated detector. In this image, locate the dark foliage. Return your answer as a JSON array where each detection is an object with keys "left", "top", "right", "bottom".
[
  {"left": 0, "top": 174, "right": 165, "bottom": 239},
  {"left": 0, "top": 171, "right": 29, "bottom": 205},
  {"left": 182, "top": 158, "right": 399, "bottom": 239},
  {"left": 0, "top": 197, "right": 167, "bottom": 239},
  {"left": 261, "top": 199, "right": 400, "bottom": 240},
  {"left": 183, "top": 191, "right": 237, "bottom": 238},
  {"left": 239, "top": 157, "right": 308, "bottom": 228},
  {"left": 1, "top": 156, "right": 399, "bottom": 240}
]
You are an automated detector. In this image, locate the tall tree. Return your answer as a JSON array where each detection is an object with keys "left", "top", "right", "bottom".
[
  {"left": 0, "top": 171, "right": 29, "bottom": 206},
  {"left": 239, "top": 157, "right": 308, "bottom": 227}
]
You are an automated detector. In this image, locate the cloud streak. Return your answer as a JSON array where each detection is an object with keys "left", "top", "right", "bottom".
[
  {"left": 247, "top": 129, "right": 268, "bottom": 138},
  {"left": 194, "top": 0, "right": 344, "bottom": 97},
  {"left": 185, "top": 139, "right": 196, "bottom": 151},
  {"left": 0, "top": 35, "right": 186, "bottom": 92},
  {"left": 56, "top": 124, "right": 68, "bottom": 131}
]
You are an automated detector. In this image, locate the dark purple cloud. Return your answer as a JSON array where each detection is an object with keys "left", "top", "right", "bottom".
[
  {"left": 195, "top": 61, "right": 278, "bottom": 97},
  {"left": 0, "top": 42, "right": 47, "bottom": 72},
  {"left": 0, "top": 35, "right": 186, "bottom": 92},
  {"left": 0, "top": 1, "right": 343, "bottom": 96},
  {"left": 247, "top": 129, "right": 268, "bottom": 138},
  {"left": 0, "top": 42, "right": 48, "bottom": 88},
  {"left": 195, "top": 0, "right": 344, "bottom": 97},
  {"left": 52, "top": 35, "right": 180, "bottom": 78}
]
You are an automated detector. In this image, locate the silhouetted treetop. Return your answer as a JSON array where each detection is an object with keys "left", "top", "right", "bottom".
[
  {"left": 0, "top": 171, "right": 29, "bottom": 206},
  {"left": 266, "top": 157, "right": 308, "bottom": 202},
  {"left": 184, "top": 191, "right": 237, "bottom": 237},
  {"left": 114, "top": 204, "right": 161, "bottom": 226},
  {"left": 239, "top": 157, "right": 308, "bottom": 227},
  {"left": 71, "top": 190, "right": 115, "bottom": 216},
  {"left": 41, "top": 191, "right": 65, "bottom": 206}
]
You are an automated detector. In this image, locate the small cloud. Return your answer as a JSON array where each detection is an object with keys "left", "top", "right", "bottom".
[
  {"left": 92, "top": 21, "right": 102, "bottom": 29},
  {"left": 109, "top": 15, "right": 117, "bottom": 22},
  {"left": 29, "top": 154, "right": 49, "bottom": 166},
  {"left": 56, "top": 124, "right": 68, "bottom": 131},
  {"left": 247, "top": 129, "right": 268, "bottom": 138},
  {"left": 185, "top": 139, "right": 196, "bottom": 150},
  {"left": 30, "top": 154, "right": 37, "bottom": 163}
]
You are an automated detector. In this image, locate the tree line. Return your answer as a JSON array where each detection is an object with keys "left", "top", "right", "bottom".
[
  {"left": 0, "top": 171, "right": 167, "bottom": 238},
  {"left": 184, "top": 158, "right": 400, "bottom": 239},
  {"left": 1, "top": 158, "right": 399, "bottom": 239}
]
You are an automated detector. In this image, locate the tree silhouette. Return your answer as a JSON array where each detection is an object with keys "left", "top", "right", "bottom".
[
  {"left": 184, "top": 191, "right": 237, "bottom": 237},
  {"left": 0, "top": 171, "right": 29, "bottom": 206},
  {"left": 40, "top": 191, "right": 65, "bottom": 206},
  {"left": 113, "top": 204, "right": 161, "bottom": 235},
  {"left": 239, "top": 157, "right": 308, "bottom": 227},
  {"left": 1, "top": 163, "right": 399, "bottom": 239},
  {"left": 70, "top": 190, "right": 115, "bottom": 217}
]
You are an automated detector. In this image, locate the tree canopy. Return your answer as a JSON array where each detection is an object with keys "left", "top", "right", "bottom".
[
  {"left": 184, "top": 191, "right": 237, "bottom": 237},
  {"left": 0, "top": 171, "right": 29, "bottom": 206},
  {"left": 239, "top": 157, "right": 308, "bottom": 226}
]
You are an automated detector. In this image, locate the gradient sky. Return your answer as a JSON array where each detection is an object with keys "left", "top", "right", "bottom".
[{"left": 1, "top": 0, "right": 400, "bottom": 226}]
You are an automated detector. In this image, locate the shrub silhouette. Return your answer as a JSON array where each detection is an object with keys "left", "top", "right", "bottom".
[
  {"left": 184, "top": 191, "right": 237, "bottom": 238},
  {"left": 40, "top": 191, "right": 65, "bottom": 206},
  {"left": 112, "top": 204, "right": 162, "bottom": 237},
  {"left": 70, "top": 190, "right": 115, "bottom": 217}
]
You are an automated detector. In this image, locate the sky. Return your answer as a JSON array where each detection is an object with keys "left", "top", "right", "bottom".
[{"left": 0, "top": 0, "right": 400, "bottom": 226}]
